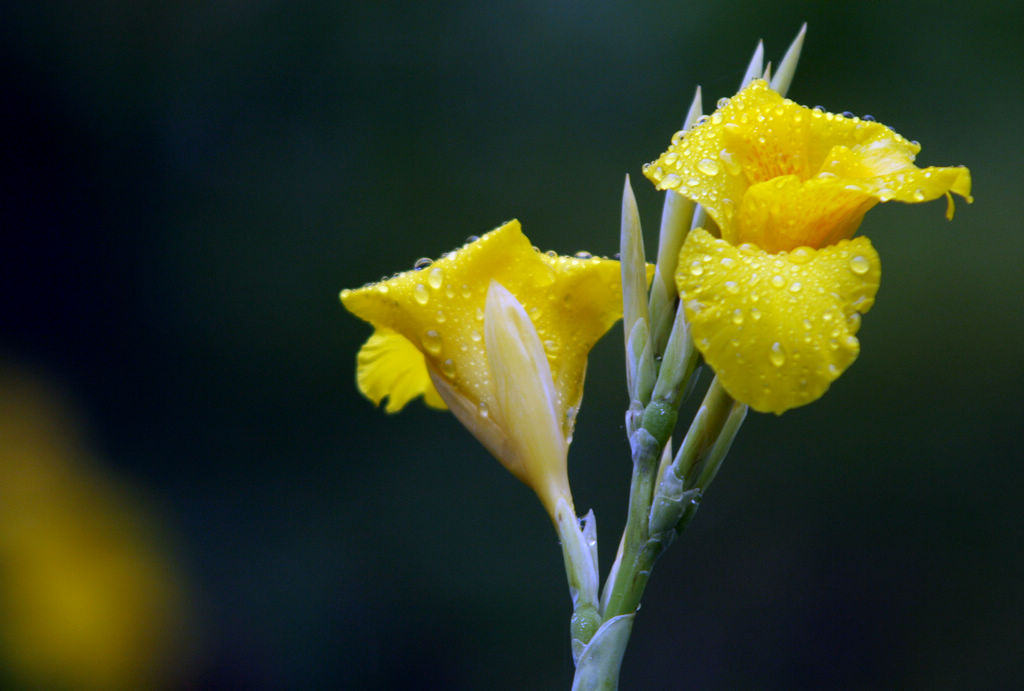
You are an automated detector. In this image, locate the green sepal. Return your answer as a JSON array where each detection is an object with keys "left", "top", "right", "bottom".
[
  {"left": 739, "top": 40, "right": 764, "bottom": 88},
  {"left": 571, "top": 613, "right": 636, "bottom": 691},
  {"left": 770, "top": 23, "right": 807, "bottom": 97}
]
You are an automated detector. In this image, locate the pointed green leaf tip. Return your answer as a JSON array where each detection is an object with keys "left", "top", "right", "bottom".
[
  {"left": 739, "top": 40, "right": 764, "bottom": 88},
  {"left": 770, "top": 22, "right": 807, "bottom": 97}
]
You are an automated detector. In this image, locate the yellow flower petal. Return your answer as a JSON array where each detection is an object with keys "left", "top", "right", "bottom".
[
  {"left": 342, "top": 220, "right": 623, "bottom": 425},
  {"left": 646, "top": 79, "right": 972, "bottom": 252},
  {"left": 484, "top": 281, "right": 570, "bottom": 513},
  {"left": 342, "top": 220, "right": 627, "bottom": 506},
  {"left": 677, "top": 228, "right": 880, "bottom": 414},
  {"left": 355, "top": 327, "right": 446, "bottom": 413}
]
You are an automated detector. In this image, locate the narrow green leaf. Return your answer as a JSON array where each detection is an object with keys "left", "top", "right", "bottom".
[{"left": 771, "top": 22, "right": 807, "bottom": 97}]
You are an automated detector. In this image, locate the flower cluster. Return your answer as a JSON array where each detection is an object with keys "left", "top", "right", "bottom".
[
  {"left": 341, "top": 220, "right": 627, "bottom": 515},
  {"left": 645, "top": 79, "right": 972, "bottom": 413}
]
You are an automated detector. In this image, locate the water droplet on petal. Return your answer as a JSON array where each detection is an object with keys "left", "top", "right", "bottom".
[
  {"left": 718, "top": 149, "right": 741, "bottom": 176},
  {"left": 574, "top": 250, "right": 593, "bottom": 259},
  {"left": 789, "top": 247, "right": 813, "bottom": 264},
  {"left": 789, "top": 281, "right": 802, "bottom": 293},
  {"left": 912, "top": 188, "right": 926, "bottom": 201},
  {"left": 689, "top": 260, "right": 704, "bottom": 276},
  {"left": 427, "top": 267, "right": 443, "bottom": 290},
  {"left": 414, "top": 257, "right": 433, "bottom": 270},
  {"left": 724, "top": 280, "right": 739, "bottom": 294},
  {"left": 414, "top": 284, "right": 429, "bottom": 305},
  {"left": 478, "top": 401, "right": 489, "bottom": 418},
  {"left": 750, "top": 307, "right": 761, "bottom": 320},
  {"left": 375, "top": 284, "right": 389, "bottom": 295},
  {"left": 717, "top": 97, "right": 731, "bottom": 109},
  {"left": 848, "top": 255, "right": 871, "bottom": 275},
  {"left": 421, "top": 329, "right": 442, "bottom": 355},
  {"left": 464, "top": 235, "right": 480, "bottom": 244},
  {"left": 697, "top": 158, "right": 721, "bottom": 176},
  {"left": 441, "top": 359, "right": 456, "bottom": 378},
  {"left": 662, "top": 173, "right": 682, "bottom": 189},
  {"left": 731, "top": 308, "right": 744, "bottom": 325},
  {"left": 435, "top": 310, "right": 446, "bottom": 323},
  {"left": 470, "top": 330, "right": 481, "bottom": 342},
  {"left": 771, "top": 274, "right": 786, "bottom": 289},
  {"left": 769, "top": 342, "right": 786, "bottom": 367}
]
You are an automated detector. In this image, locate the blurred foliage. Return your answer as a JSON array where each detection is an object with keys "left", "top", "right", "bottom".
[{"left": 0, "top": 366, "right": 191, "bottom": 689}]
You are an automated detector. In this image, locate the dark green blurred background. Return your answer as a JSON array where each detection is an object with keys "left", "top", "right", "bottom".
[{"left": 3, "top": 1, "right": 1022, "bottom": 688}]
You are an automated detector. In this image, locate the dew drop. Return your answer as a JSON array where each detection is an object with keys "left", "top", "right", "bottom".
[
  {"left": 375, "top": 284, "right": 389, "bottom": 295},
  {"left": 662, "top": 173, "right": 682, "bottom": 189},
  {"left": 720, "top": 256, "right": 736, "bottom": 269},
  {"left": 663, "top": 152, "right": 679, "bottom": 166},
  {"left": 465, "top": 235, "right": 479, "bottom": 244},
  {"left": 847, "top": 313, "right": 861, "bottom": 330},
  {"left": 731, "top": 308, "right": 744, "bottom": 325},
  {"left": 414, "top": 284, "right": 429, "bottom": 305},
  {"left": 724, "top": 280, "right": 739, "bottom": 294},
  {"left": 427, "top": 267, "right": 444, "bottom": 290},
  {"left": 716, "top": 97, "right": 731, "bottom": 109},
  {"left": 912, "top": 188, "right": 926, "bottom": 201},
  {"left": 848, "top": 255, "right": 871, "bottom": 275},
  {"left": 478, "top": 401, "right": 489, "bottom": 418},
  {"left": 413, "top": 257, "right": 433, "bottom": 270},
  {"left": 718, "top": 149, "right": 741, "bottom": 176},
  {"left": 340, "top": 288, "right": 352, "bottom": 300},
  {"left": 697, "top": 158, "right": 721, "bottom": 176},
  {"left": 788, "top": 281, "right": 802, "bottom": 293},
  {"left": 470, "top": 330, "right": 482, "bottom": 342},
  {"left": 689, "top": 260, "right": 705, "bottom": 276},
  {"left": 441, "top": 359, "right": 456, "bottom": 378},
  {"left": 769, "top": 342, "right": 786, "bottom": 367},
  {"left": 789, "top": 247, "right": 813, "bottom": 264},
  {"left": 802, "top": 318, "right": 813, "bottom": 330},
  {"left": 750, "top": 307, "right": 762, "bottom": 320},
  {"left": 574, "top": 250, "right": 593, "bottom": 259},
  {"left": 421, "top": 329, "right": 442, "bottom": 355},
  {"left": 770, "top": 274, "right": 786, "bottom": 289}
]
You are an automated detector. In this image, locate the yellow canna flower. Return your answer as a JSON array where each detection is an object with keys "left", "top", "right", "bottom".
[
  {"left": 645, "top": 79, "right": 972, "bottom": 414},
  {"left": 341, "top": 220, "right": 626, "bottom": 515}
]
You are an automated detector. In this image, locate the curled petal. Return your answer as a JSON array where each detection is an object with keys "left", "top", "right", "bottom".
[
  {"left": 677, "top": 229, "right": 881, "bottom": 414},
  {"left": 647, "top": 79, "right": 973, "bottom": 252},
  {"left": 356, "top": 328, "right": 446, "bottom": 413}
]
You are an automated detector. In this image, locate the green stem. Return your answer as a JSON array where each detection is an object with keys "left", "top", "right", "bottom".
[{"left": 601, "top": 430, "right": 661, "bottom": 620}]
